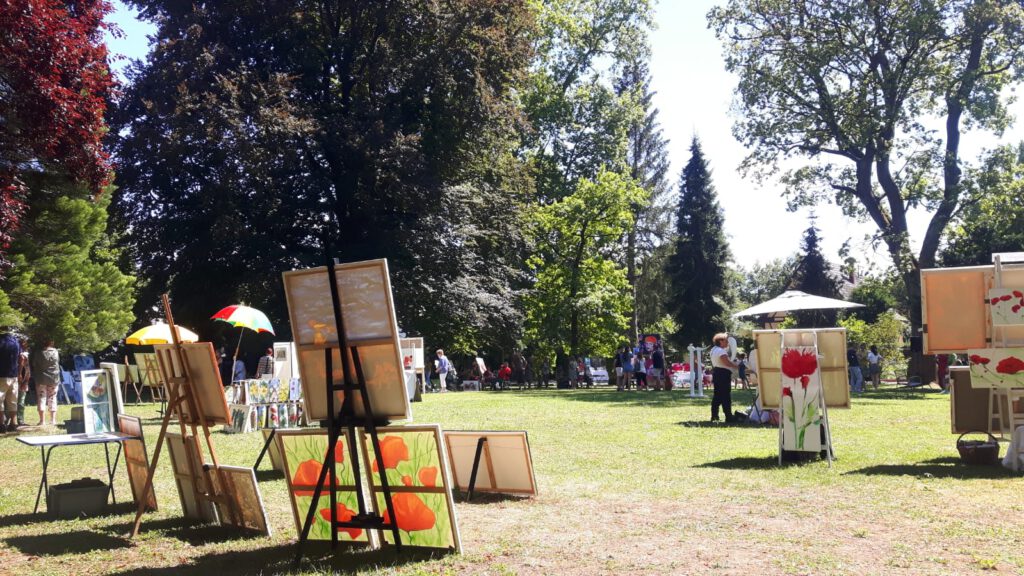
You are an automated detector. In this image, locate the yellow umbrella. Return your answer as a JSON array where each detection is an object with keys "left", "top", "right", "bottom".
[{"left": 125, "top": 323, "right": 200, "bottom": 345}]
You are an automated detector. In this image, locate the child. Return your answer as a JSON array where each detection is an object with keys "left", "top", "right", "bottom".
[{"left": 737, "top": 353, "right": 749, "bottom": 389}]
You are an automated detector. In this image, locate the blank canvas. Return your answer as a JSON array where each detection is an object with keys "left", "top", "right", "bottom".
[{"left": 443, "top": 431, "right": 537, "bottom": 496}]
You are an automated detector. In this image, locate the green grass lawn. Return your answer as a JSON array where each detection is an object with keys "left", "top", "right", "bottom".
[{"left": 0, "top": 386, "right": 1020, "bottom": 575}]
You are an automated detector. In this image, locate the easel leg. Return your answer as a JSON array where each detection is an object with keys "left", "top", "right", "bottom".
[
  {"left": 467, "top": 437, "right": 488, "bottom": 501},
  {"left": 130, "top": 394, "right": 183, "bottom": 537},
  {"left": 294, "top": 424, "right": 342, "bottom": 565},
  {"left": 254, "top": 428, "right": 276, "bottom": 470}
]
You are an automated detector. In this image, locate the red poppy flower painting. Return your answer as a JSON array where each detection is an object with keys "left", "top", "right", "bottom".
[
  {"left": 781, "top": 349, "right": 818, "bottom": 379},
  {"left": 996, "top": 356, "right": 1024, "bottom": 375},
  {"left": 418, "top": 466, "right": 438, "bottom": 487},
  {"left": 371, "top": 436, "right": 410, "bottom": 473},
  {"left": 989, "top": 289, "right": 1024, "bottom": 325},
  {"left": 383, "top": 493, "right": 437, "bottom": 532},
  {"left": 291, "top": 460, "right": 336, "bottom": 496},
  {"left": 319, "top": 503, "right": 363, "bottom": 539},
  {"left": 969, "top": 348, "right": 1024, "bottom": 388}
]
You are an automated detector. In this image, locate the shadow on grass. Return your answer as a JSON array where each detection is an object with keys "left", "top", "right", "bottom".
[
  {"left": 254, "top": 468, "right": 284, "bottom": 482},
  {"left": 697, "top": 456, "right": 779, "bottom": 469},
  {"left": 5, "top": 529, "right": 130, "bottom": 556},
  {"left": 520, "top": 388, "right": 757, "bottom": 408},
  {"left": 112, "top": 516, "right": 263, "bottom": 544},
  {"left": 845, "top": 456, "right": 1015, "bottom": 479},
  {"left": 453, "top": 491, "right": 527, "bottom": 505},
  {"left": 676, "top": 420, "right": 773, "bottom": 429},
  {"left": 105, "top": 542, "right": 450, "bottom": 576}
]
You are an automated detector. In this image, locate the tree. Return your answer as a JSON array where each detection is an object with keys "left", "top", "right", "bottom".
[
  {"left": 616, "top": 58, "right": 673, "bottom": 341},
  {"left": 0, "top": 0, "right": 115, "bottom": 272},
  {"left": 666, "top": 137, "right": 731, "bottom": 348},
  {"left": 848, "top": 273, "right": 907, "bottom": 323},
  {"left": 709, "top": 0, "right": 1024, "bottom": 337},
  {"left": 114, "top": 0, "right": 534, "bottom": 352},
  {"left": 790, "top": 218, "right": 843, "bottom": 327},
  {"left": 941, "top": 143, "right": 1024, "bottom": 266},
  {"left": 736, "top": 256, "right": 798, "bottom": 308},
  {"left": 0, "top": 177, "right": 135, "bottom": 351},
  {"left": 524, "top": 169, "right": 642, "bottom": 357}
]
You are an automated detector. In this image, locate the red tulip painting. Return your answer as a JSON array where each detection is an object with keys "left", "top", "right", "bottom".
[
  {"left": 989, "top": 289, "right": 1024, "bottom": 326},
  {"left": 968, "top": 348, "right": 1024, "bottom": 388},
  {"left": 780, "top": 346, "right": 823, "bottom": 452}
]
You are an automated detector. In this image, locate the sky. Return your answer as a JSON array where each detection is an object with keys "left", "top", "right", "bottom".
[{"left": 105, "top": 1, "right": 1024, "bottom": 270}]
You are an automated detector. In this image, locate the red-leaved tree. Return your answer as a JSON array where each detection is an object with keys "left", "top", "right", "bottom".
[{"left": 0, "top": 0, "right": 115, "bottom": 271}]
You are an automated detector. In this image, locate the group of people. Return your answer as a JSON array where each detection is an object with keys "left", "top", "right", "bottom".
[
  {"left": 846, "top": 343, "right": 883, "bottom": 393},
  {"left": 0, "top": 331, "right": 62, "bottom": 431},
  {"left": 612, "top": 341, "right": 668, "bottom": 391},
  {"left": 217, "top": 346, "right": 277, "bottom": 385}
]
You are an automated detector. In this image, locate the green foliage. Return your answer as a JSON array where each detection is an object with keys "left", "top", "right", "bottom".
[
  {"left": 709, "top": 0, "right": 1024, "bottom": 332},
  {"left": 666, "top": 137, "right": 732, "bottom": 348},
  {"left": 848, "top": 273, "right": 907, "bottom": 323},
  {"left": 736, "top": 256, "right": 797, "bottom": 308},
  {"left": 791, "top": 218, "right": 843, "bottom": 327},
  {"left": 524, "top": 169, "right": 643, "bottom": 356},
  {"left": 115, "top": 0, "right": 534, "bottom": 352},
  {"left": 941, "top": 143, "right": 1024, "bottom": 266},
  {"left": 0, "top": 178, "right": 135, "bottom": 352},
  {"left": 839, "top": 311, "right": 907, "bottom": 373}
]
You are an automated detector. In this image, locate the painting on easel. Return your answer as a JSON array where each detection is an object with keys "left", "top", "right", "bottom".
[
  {"left": 780, "top": 347, "right": 823, "bottom": 453},
  {"left": 967, "top": 348, "right": 1024, "bottom": 388}
]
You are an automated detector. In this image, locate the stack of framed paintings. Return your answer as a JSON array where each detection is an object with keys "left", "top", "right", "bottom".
[
  {"left": 225, "top": 378, "right": 304, "bottom": 434},
  {"left": 166, "top": 431, "right": 218, "bottom": 522},
  {"left": 117, "top": 414, "right": 157, "bottom": 512}
]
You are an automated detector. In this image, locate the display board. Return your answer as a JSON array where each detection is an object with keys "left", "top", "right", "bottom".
[
  {"left": 950, "top": 367, "right": 991, "bottom": 434},
  {"left": 274, "top": 428, "right": 372, "bottom": 544},
  {"left": 207, "top": 465, "right": 271, "bottom": 535},
  {"left": 117, "top": 414, "right": 157, "bottom": 512},
  {"left": 153, "top": 342, "right": 231, "bottom": 425},
  {"left": 443, "top": 431, "right": 537, "bottom": 496},
  {"left": 282, "top": 259, "right": 410, "bottom": 422},
  {"left": 273, "top": 342, "right": 298, "bottom": 382},
  {"left": 225, "top": 378, "right": 303, "bottom": 433},
  {"left": 361, "top": 425, "right": 461, "bottom": 551},
  {"left": 133, "top": 352, "right": 162, "bottom": 387},
  {"left": 989, "top": 289, "right": 1024, "bottom": 326},
  {"left": 166, "top": 432, "right": 218, "bottom": 522},
  {"left": 921, "top": 265, "right": 1024, "bottom": 353},
  {"left": 967, "top": 348, "right": 1024, "bottom": 388},
  {"left": 80, "top": 369, "right": 120, "bottom": 433},
  {"left": 753, "top": 329, "right": 850, "bottom": 410},
  {"left": 400, "top": 337, "right": 425, "bottom": 370}
]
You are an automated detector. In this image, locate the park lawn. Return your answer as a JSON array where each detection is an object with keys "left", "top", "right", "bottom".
[{"left": 0, "top": 386, "right": 1020, "bottom": 576}]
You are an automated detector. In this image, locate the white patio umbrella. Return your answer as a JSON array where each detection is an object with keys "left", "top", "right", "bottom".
[{"left": 732, "top": 290, "right": 864, "bottom": 318}]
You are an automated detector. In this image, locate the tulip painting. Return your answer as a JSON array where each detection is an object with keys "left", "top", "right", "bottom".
[
  {"left": 968, "top": 348, "right": 1024, "bottom": 388},
  {"left": 365, "top": 427, "right": 460, "bottom": 551},
  {"left": 989, "top": 289, "right": 1024, "bottom": 326},
  {"left": 780, "top": 346, "right": 823, "bottom": 452}
]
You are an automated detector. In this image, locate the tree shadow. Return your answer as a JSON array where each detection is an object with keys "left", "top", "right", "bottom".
[
  {"left": 254, "top": 468, "right": 284, "bottom": 482},
  {"left": 105, "top": 542, "right": 451, "bottom": 576},
  {"left": 676, "top": 420, "right": 773, "bottom": 429},
  {"left": 5, "top": 529, "right": 130, "bottom": 556},
  {"left": 0, "top": 511, "right": 59, "bottom": 529},
  {"left": 452, "top": 491, "right": 527, "bottom": 505},
  {"left": 845, "top": 456, "right": 1015, "bottom": 479},
  {"left": 522, "top": 388, "right": 758, "bottom": 408}
]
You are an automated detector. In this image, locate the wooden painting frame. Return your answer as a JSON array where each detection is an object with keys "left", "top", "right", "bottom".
[
  {"left": 80, "top": 369, "right": 119, "bottom": 433},
  {"left": 153, "top": 342, "right": 232, "bottom": 425},
  {"left": 274, "top": 428, "right": 374, "bottom": 545},
  {"left": 166, "top": 431, "right": 218, "bottom": 522},
  {"left": 360, "top": 425, "right": 461, "bottom": 552},
  {"left": 262, "top": 427, "right": 284, "bottom": 472},
  {"left": 282, "top": 259, "right": 410, "bottom": 422},
  {"left": 754, "top": 328, "right": 850, "bottom": 410},
  {"left": 950, "top": 366, "right": 992, "bottom": 434},
  {"left": 117, "top": 414, "right": 157, "bottom": 512},
  {"left": 443, "top": 431, "right": 537, "bottom": 496},
  {"left": 208, "top": 465, "right": 272, "bottom": 535}
]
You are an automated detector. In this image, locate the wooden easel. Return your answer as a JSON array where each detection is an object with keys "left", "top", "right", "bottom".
[
  {"left": 777, "top": 332, "right": 835, "bottom": 467},
  {"left": 293, "top": 254, "right": 403, "bottom": 564},
  {"left": 986, "top": 254, "right": 1024, "bottom": 437},
  {"left": 122, "top": 355, "right": 143, "bottom": 405},
  {"left": 129, "top": 294, "right": 240, "bottom": 537}
]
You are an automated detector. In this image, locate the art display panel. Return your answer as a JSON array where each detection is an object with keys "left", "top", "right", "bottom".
[
  {"left": 754, "top": 329, "right": 849, "bottom": 410},
  {"left": 361, "top": 425, "right": 461, "bottom": 552},
  {"left": 989, "top": 289, "right": 1024, "bottom": 326},
  {"left": 166, "top": 432, "right": 218, "bottom": 522},
  {"left": 275, "top": 429, "right": 372, "bottom": 544},
  {"left": 80, "top": 369, "right": 117, "bottom": 433},
  {"left": 950, "top": 367, "right": 991, "bottom": 434},
  {"left": 400, "top": 337, "right": 425, "bottom": 370},
  {"left": 779, "top": 347, "right": 824, "bottom": 453},
  {"left": 283, "top": 259, "right": 410, "bottom": 422},
  {"left": 207, "top": 465, "right": 272, "bottom": 535},
  {"left": 117, "top": 414, "right": 157, "bottom": 512},
  {"left": 153, "top": 342, "right": 232, "bottom": 425},
  {"left": 443, "top": 431, "right": 537, "bottom": 496},
  {"left": 967, "top": 348, "right": 1024, "bottom": 388}
]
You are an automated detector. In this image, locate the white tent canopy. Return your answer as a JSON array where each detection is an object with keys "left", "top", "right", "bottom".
[{"left": 732, "top": 290, "right": 864, "bottom": 318}]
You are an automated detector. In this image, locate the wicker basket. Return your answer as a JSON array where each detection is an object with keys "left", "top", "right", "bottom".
[{"left": 956, "top": 431, "right": 1001, "bottom": 465}]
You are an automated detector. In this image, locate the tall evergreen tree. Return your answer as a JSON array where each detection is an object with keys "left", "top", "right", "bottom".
[
  {"left": 666, "top": 137, "right": 731, "bottom": 348},
  {"left": 791, "top": 217, "right": 842, "bottom": 327},
  {"left": 616, "top": 58, "right": 672, "bottom": 341}
]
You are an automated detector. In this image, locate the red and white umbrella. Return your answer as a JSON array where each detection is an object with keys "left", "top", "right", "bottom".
[{"left": 211, "top": 305, "right": 275, "bottom": 363}]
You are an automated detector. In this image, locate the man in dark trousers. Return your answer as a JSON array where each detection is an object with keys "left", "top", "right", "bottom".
[{"left": 709, "top": 332, "right": 738, "bottom": 422}]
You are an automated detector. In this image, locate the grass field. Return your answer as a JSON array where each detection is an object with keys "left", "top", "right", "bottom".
[{"left": 0, "top": 386, "right": 1020, "bottom": 575}]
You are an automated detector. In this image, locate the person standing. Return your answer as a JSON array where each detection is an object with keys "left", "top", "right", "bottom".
[
  {"left": 31, "top": 339, "right": 60, "bottom": 427},
  {"left": 435, "top": 349, "right": 450, "bottom": 392},
  {"left": 511, "top": 350, "right": 528, "bottom": 389},
  {"left": 710, "top": 332, "right": 738, "bottom": 422},
  {"left": 621, "top": 346, "right": 635, "bottom": 390},
  {"left": 256, "top": 347, "right": 275, "bottom": 377},
  {"left": 17, "top": 338, "right": 30, "bottom": 427},
  {"left": 847, "top": 344, "right": 864, "bottom": 394},
  {"left": 650, "top": 344, "right": 665, "bottom": 390},
  {"left": 867, "top": 345, "right": 882, "bottom": 389},
  {"left": 0, "top": 331, "right": 20, "bottom": 432}
]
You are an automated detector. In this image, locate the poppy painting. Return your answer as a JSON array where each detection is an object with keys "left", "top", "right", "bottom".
[
  {"left": 276, "top": 429, "right": 371, "bottom": 544},
  {"left": 967, "top": 348, "right": 1024, "bottom": 388},
  {"left": 361, "top": 425, "right": 461, "bottom": 552},
  {"left": 780, "top": 346, "right": 823, "bottom": 453},
  {"left": 989, "top": 289, "right": 1024, "bottom": 326}
]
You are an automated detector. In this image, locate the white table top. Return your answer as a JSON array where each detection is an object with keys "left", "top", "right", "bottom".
[{"left": 17, "top": 432, "right": 138, "bottom": 447}]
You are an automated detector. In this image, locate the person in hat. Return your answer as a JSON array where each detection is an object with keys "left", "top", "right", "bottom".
[{"left": 709, "top": 332, "right": 739, "bottom": 422}]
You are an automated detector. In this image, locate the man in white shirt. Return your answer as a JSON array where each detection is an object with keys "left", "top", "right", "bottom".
[{"left": 710, "top": 332, "right": 739, "bottom": 422}]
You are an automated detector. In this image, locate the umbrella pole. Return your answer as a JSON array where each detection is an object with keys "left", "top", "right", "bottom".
[{"left": 233, "top": 328, "right": 244, "bottom": 366}]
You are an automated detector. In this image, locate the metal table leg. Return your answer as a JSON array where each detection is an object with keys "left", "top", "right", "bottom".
[
  {"left": 105, "top": 442, "right": 123, "bottom": 505},
  {"left": 33, "top": 445, "right": 55, "bottom": 514}
]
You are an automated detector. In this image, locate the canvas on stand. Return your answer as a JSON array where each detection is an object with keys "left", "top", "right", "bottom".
[
  {"left": 967, "top": 348, "right": 1024, "bottom": 388},
  {"left": 117, "top": 413, "right": 157, "bottom": 512},
  {"left": 779, "top": 346, "right": 824, "bottom": 453}
]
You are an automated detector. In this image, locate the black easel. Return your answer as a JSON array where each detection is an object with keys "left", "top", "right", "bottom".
[
  {"left": 253, "top": 428, "right": 276, "bottom": 470},
  {"left": 466, "top": 437, "right": 489, "bottom": 501},
  {"left": 294, "top": 252, "right": 403, "bottom": 565}
]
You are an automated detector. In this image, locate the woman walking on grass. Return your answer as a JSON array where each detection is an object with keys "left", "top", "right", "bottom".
[{"left": 867, "top": 345, "right": 882, "bottom": 389}]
